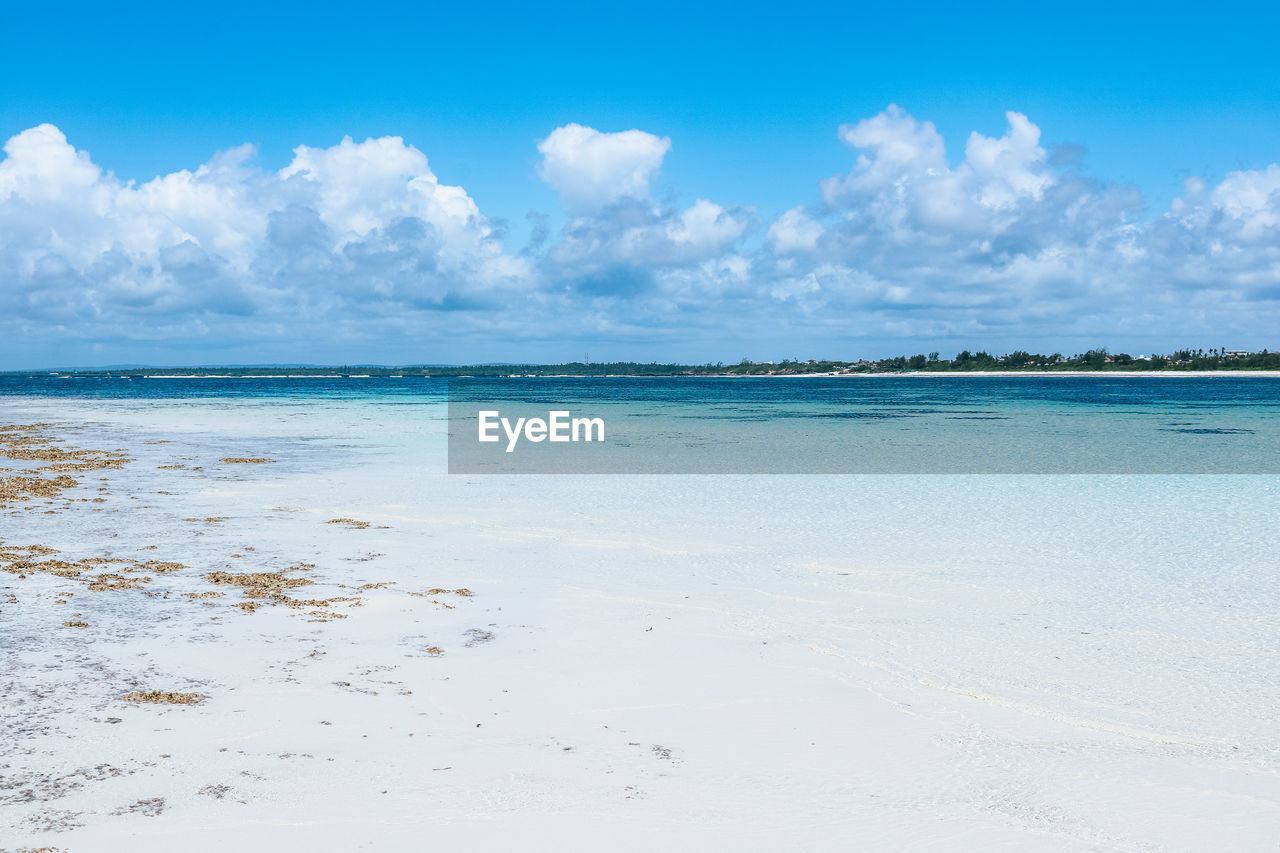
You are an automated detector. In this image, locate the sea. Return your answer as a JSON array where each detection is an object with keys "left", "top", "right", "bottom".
[{"left": 3, "top": 373, "right": 1277, "bottom": 473}]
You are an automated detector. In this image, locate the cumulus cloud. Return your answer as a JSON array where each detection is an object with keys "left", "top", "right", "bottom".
[
  {"left": 767, "top": 206, "right": 823, "bottom": 253},
  {"left": 819, "top": 105, "right": 1060, "bottom": 244},
  {"left": 536, "top": 123, "right": 671, "bottom": 213},
  {"left": 1, "top": 111, "right": 1278, "bottom": 363},
  {"left": 535, "top": 124, "right": 754, "bottom": 301},
  {"left": 1208, "top": 164, "right": 1280, "bottom": 240},
  {"left": 0, "top": 125, "right": 527, "bottom": 355},
  {"left": 742, "top": 105, "right": 1280, "bottom": 350},
  {"left": 963, "top": 111, "right": 1050, "bottom": 208},
  {"left": 827, "top": 105, "right": 948, "bottom": 197}
]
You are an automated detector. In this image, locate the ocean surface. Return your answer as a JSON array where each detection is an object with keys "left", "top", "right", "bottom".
[{"left": 3, "top": 374, "right": 1277, "bottom": 473}]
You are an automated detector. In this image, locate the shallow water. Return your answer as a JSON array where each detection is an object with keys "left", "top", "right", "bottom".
[
  {"left": 6, "top": 374, "right": 1280, "bottom": 473},
  {"left": 2, "top": 383, "right": 1278, "bottom": 850}
]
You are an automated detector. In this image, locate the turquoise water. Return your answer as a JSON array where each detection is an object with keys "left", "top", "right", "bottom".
[
  {"left": 2, "top": 376, "right": 1280, "bottom": 848},
  {"left": 3, "top": 375, "right": 1277, "bottom": 473}
]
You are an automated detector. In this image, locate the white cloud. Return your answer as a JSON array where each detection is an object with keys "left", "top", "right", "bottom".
[
  {"left": 535, "top": 126, "right": 753, "bottom": 298},
  {"left": 545, "top": 196, "right": 753, "bottom": 285},
  {"left": 279, "top": 135, "right": 486, "bottom": 256},
  {"left": 0, "top": 124, "right": 103, "bottom": 202},
  {"left": 820, "top": 106, "right": 1058, "bottom": 239},
  {"left": 1, "top": 112, "right": 1279, "bottom": 364},
  {"left": 666, "top": 199, "right": 748, "bottom": 249},
  {"left": 769, "top": 104, "right": 1280, "bottom": 347},
  {"left": 0, "top": 126, "right": 525, "bottom": 340},
  {"left": 825, "top": 104, "right": 947, "bottom": 200},
  {"left": 770, "top": 272, "right": 821, "bottom": 302},
  {"left": 1208, "top": 164, "right": 1280, "bottom": 241},
  {"left": 537, "top": 123, "right": 671, "bottom": 212},
  {"left": 767, "top": 206, "right": 823, "bottom": 253},
  {"left": 963, "top": 111, "right": 1050, "bottom": 209}
]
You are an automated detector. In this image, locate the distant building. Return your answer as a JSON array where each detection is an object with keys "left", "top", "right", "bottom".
[{"left": 1224, "top": 350, "right": 1251, "bottom": 357}]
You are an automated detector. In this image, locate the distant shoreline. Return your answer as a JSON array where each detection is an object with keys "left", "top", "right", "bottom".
[
  {"left": 13, "top": 348, "right": 1280, "bottom": 380},
  {"left": 7, "top": 370, "right": 1280, "bottom": 380},
  {"left": 752, "top": 370, "right": 1280, "bottom": 378}
]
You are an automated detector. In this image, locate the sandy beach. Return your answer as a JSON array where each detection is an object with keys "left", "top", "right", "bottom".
[
  {"left": 7, "top": 0, "right": 1280, "bottom": 847},
  {"left": 2, "top": 396, "right": 1278, "bottom": 851}
]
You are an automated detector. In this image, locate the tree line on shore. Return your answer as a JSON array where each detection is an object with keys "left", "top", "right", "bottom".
[
  {"left": 719, "top": 347, "right": 1280, "bottom": 375},
  {"left": 18, "top": 347, "right": 1280, "bottom": 378}
]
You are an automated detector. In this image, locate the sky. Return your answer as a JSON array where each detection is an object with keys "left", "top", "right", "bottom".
[{"left": 2, "top": 0, "right": 1279, "bottom": 367}]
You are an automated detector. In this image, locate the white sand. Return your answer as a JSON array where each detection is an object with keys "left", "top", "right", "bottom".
[{"left": 2, "top": 398, "right": 1278, "bottom": 851}]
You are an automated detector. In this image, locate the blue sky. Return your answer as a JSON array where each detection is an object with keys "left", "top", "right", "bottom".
[{"left": 2, "top": 0, "right": 1279, "bottom": 366}]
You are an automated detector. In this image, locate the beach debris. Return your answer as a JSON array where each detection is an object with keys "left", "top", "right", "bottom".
[
  {"left": 463, "top": 628, "right": 494, "bottom": 647},
  {"left": 197, "top": 784, "right": 232, "bottom": 799},
  {"left": 0, "top": 543, "right": 185, "bottom": 603},
  {"left": 0, "top": 424, "right": 449, "bottom": 636},
  {"left": 205, "top": 567, "right": 351, "bottom": 620},
  {"left": 138, "top": 560, "right": 185, "bottom": 573},
  {"left": 0, "top": 426, "right": 130, "bottom": 511},
  {"left": 0, "top": 427, "right": 129, "bottom": 472},
  {"left": 0, "top": 543, "right": 58, "bottom": 559},
  {"left": 110, "top": 797, "right": 166, "bottom": 816},
  {"left": 0, "top": 474, "right": 79, "bottom": 503},
  {"left": 1, "top": 764, "right": 131, "bottom": 810},
  {"left": 205, "top": 569, "right": 314, "bottom": 591},
  {"left": 123, "top": 691, "right": 205, "bottom": 705},
  {"left": 86, "top": 573, "right": 149, "bottom": 592},
  {"left": 23, "top": 808, "right": 86, "bottom": 833}
]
